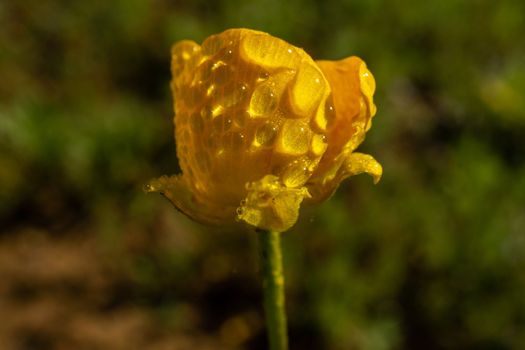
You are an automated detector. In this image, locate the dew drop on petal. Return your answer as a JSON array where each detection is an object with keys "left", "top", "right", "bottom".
[
  {"left": 219, "top": 83, "right": 249, "bottom": 108},
  {"left": 254, "top": 122, "right": 278, "bottom": 147},
  {"left": 313, "top": 96, "right": 336, "bottom": 131},
  {"left": 325, "top": 102, "right": 336, "bottom": 127},
  {"left": 282, "top": 159, "right": 312, "bottom": 187},
  {"left": 310, "top": 134, "right": 328, "bottom": 156},
  {"left": 257, "top": 70, "right": 270, "bottom": 82},
  {"left": 249, "top": 84, "right": 278, "bottom": 117},
  {"left": 289, "top": 63, "right": 326, "bottom": 116},
  {"left": 277, "top": 120, "right": 311, "bottom": 156},
  {"left": 241, "top": 33, "right": 300, "bottom": 69}
]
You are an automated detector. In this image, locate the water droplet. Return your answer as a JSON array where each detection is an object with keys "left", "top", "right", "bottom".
[
  {"left": 277, "top": 120, "right": 311, "bottom": 155},
  {"left": 282, "top": 159, "right": 312, "bottom": 187},
  {"left": 325, "top": 98, "right": 336, "bottom": 128},
  {"left": 310, "top": 134, "right": 328, "bottom": 156},
  {"left": 218, "top": 83, "right": 248, "bottom": 108},
  {"left": 254, "top": 122, "right": 278, "bottom": 147},
  {"left": 289, "top": 63, "right": 325, "bottom": 116},
  {"left": 257, "top": 70, "right": 270, "bottom": 82},
  {"left": 241, "top": 34, "right": 300, "bottom": 69},
  {"left": 313, "top": 95, "right": 336, "bottom": 131},
  {"left": 249, "top": 83, "right": 277, "bottom": 117}
]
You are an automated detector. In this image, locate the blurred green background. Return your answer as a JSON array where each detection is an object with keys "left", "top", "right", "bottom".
[{"left": 1, "top": 1, "right": 524, "bottom": 349}]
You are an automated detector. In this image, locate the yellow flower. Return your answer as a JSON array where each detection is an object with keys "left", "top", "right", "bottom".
[{"left": 146, "top": 28, "right": 382, "bottom": 232}]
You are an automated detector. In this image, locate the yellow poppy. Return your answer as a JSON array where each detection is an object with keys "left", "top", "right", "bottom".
[{"left": 146, "top": 28, "right": 382, "bottom": 232}]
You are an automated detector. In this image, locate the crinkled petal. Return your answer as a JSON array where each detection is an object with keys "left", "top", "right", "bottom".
[
  {"left": 307, "top": 152, "right": 382, "bottom": 203},
  {"left": 344, "top": 152, "right": 382, "bottom": 184},
  {"left": 237, "top": 175, "right": 311, "bottom": 232}
]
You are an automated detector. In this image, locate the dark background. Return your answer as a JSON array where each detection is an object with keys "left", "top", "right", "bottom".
[{"left": 1, "top": 1, "right": 524, "bottom": 349}]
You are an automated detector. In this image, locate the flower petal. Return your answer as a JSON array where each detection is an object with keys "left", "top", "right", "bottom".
[
  {"left": 145, "top": 175, "right": 234, "bottom": 226},
  {"left": 306, "top": 152, "right": 382, "bottom": 203},
  {"left": 343, "top": 152, "right": 383, "bottom": 184},
  {"left": 237, "top": 175, "right": 311, "bottom": 232}
]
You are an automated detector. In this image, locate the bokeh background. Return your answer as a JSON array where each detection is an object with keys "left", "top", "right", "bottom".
[{"left": 1, "top": 1, "right": 524, "bottom": 349}]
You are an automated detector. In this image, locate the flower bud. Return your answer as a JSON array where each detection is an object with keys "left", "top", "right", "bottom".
[{"left": 146, "top": 28, "right": 382, "bottom": 232}]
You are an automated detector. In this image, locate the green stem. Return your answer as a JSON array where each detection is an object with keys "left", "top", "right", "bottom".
[{"left": 257, "top": 229, "right": 289, "bottom": 350}]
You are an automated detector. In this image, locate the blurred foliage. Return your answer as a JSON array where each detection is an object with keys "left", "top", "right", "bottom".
[{"left": 1, "top": 0, "right": 525, "bottom": 349}]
